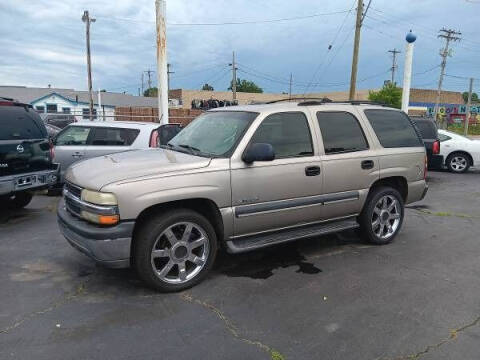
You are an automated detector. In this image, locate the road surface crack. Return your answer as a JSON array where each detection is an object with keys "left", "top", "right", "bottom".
[
  {"left": 0, "top": 277, "right": 92, "bottom": 335},
  {"left": 388, "top": 315, "right": 480, "bottom": 360},
  {"left": 180, "top": 293, "right": 285, "bottom": 360}
]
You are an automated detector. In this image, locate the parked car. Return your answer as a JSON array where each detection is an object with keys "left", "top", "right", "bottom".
[
  {"left": 40, "top": 113, "right": 77, "bottom": 129},
  {"left": 410, "top": 117, "right": 443, "bottom": 170},
  {"left": 438, "top": 129, "right": 480, "bottom": 173},
  {"left": 58, "top": 100, "right": 428, "bottom": 292},
  {"left": 53, "top": 122, "right": 183, "bottom": 183},
  {"left": 0, "top": 97, "right": 59, "bottom": 209}
]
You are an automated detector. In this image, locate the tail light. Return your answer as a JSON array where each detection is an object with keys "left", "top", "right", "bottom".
[
  {"left": 432, "top": 140, "right": 440, "bottom": 155},
  {"left": 424, "top": 155, "right": 428, "bottom": 180},
  {"left": 49, "top": 141, "right": 55, "bottom": 160},
  {"left": 149, "top": 130, "right": 159, "bottom": 147}
]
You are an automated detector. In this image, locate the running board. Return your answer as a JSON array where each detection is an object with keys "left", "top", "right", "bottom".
[{"left": 226, "top": 218, "right": 359, "bottom": 253}]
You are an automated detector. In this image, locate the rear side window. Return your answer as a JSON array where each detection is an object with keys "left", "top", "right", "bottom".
[
  {"left": 56, "top": 126, "right": 91, "bottom": 146},
  {"left": 89, "top": 127, "right": 140, "bottom": 146},
  {"left": 364, "top": 110, "right": 422, "bottom": 148},
  {"left": 413, "top": 119, "right": 437, "bottom": 139},
  {"left": 317, "top": 111, "right": 368, "bottom": 154},
  {"left": 438, "top": 133, "right": 452, "bottom": 142},
  {"left": 250, "top": 112, "right": 313, "bottom": 158},
  {"left": 0, "top": 107, "right": 46, "bottom": 140}
]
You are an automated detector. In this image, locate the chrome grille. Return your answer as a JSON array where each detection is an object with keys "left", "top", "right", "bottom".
[{"left": 65, "top": 181, "right": 82, "bottom": 198}]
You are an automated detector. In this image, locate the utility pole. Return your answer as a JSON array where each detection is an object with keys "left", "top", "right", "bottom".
[
  {"left": 349, "top": 0, "right": 364, "bottom": 100},
  {"left": 145, "top": 69, "right": 154, "bottom": 90},
  {"left": 82, "top": 10, "right": 96, "bottom": 121},
  {"left": 388, "top": 48, "right": 401, "bottom": 84},
  {"left": 464, "top": 78, "right": 473, "bottom": 136},
  {"left": 229, "top": 51, "right": 237, "bottom": 101},
  {"left": 141, "top": 72, "right": 144, "bottom": 95},
  {"left": 289, "top": 73, "right": 293, "bottom": 100},
  {"left": 155, "top": 0, "right": 168, "bottom": 124},
  {"left": 433, "top": 28, "right": 461, "bottom": 127},
  {"left": 167, "top": 63, "right": 174, "bottom": 93}
]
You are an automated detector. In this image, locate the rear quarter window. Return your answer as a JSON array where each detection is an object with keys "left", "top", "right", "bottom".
[
  {"left": 0, "top": 107, "right": 47, "bottom": 140},
  {"left": 364, "top": 109, "right": 422, "bottom": 148}
]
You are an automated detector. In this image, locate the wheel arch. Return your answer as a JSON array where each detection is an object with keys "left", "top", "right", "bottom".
[
  {"left": 368, "top": 176, "right": 408, "bottom": 202},
  {"left": 131, "top": 198, "right": 225, "bottom": 263},
  {"left": 446, "top": 150, "right": 474, "bottom": 166}
]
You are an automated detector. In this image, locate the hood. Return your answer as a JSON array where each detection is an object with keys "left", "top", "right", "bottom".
[{"left": 65, "top": 149, "right": 211, "bottom": 191}]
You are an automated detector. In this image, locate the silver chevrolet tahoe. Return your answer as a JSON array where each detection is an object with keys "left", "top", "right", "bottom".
[{"left": 58, "top": 100, "right": 428, "bottom": 292}]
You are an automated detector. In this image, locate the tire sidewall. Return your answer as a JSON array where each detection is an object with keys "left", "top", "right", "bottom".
[
  {"left": 447, "top": 153, "right": 470, "bottom": 173},
  {"left": 134, "top": 209, "right": 218, "bottom": 292},
  {"left": 359, "top": 187, "right": 405, "bottom": 245}
]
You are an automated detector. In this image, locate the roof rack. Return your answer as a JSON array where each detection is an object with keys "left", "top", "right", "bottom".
[
  {"left": 298, "top": 100, "right": 387, "bottom": 107},
  {"left": 265, "top": 97, "right": 333, "bottom": 104}
]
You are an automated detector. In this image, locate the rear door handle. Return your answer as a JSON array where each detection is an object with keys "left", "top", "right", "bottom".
[
  {"left": 361, "top": 160, "right": 374, "bottom": 170},
  {"left": 305, "top": 166, "right": 321, "bottom": 176},
  {"left": 72, "top": 152, "right": 84, "bottom": 158}
]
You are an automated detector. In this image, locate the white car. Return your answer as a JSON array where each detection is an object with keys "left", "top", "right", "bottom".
[
  {"left": 438, "top": 129, "right": 480, "bottom": 173},
  {"left": 53, "top": 121, "right": 182, "bottom": 182}
]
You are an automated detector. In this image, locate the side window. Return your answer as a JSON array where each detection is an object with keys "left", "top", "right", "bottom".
[
  {"left": 364, "top": 110, "right": 423, "bottom": 148},
  {"left": 82, "top": 108, "right": 97, "bottom": 120},
  {"left": 89, "top": 128, "right": 140, "bottom": 146},
  {"left": 438, "top": 133, "right": 451, "bottom": 142},
  {"left": 249, "top": 112, "right": 313, "bottom": 158},
  {"left": 56, "top": 127, "right": 91, "bottom": 146},
  {"left": 317, "top": 111, "right": 368, "bottom": 154}
]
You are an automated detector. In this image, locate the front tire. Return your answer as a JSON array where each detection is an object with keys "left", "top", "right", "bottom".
[
  {"left": 358, "top": 187, "right": 404, "bottom": 245},
  {"left": 134, "top": 209, "right": 218, "bottom": 292},
  {"left": 447, "top": 153, "right": 470, "bottom": 173}
]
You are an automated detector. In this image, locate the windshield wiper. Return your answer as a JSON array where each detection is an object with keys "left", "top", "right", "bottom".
[{"left": 178, "top": 144, "right": 202, "bottom": 154}]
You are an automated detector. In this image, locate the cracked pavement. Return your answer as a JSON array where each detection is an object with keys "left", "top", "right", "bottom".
[{"left": 1, "top": 169, "right": 480, "bottom": 360}]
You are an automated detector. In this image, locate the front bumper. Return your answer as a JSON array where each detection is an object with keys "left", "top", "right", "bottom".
[
  {"left": 57, "top": 199, "right": 134, "bottom": 268},
  {"left": 0, "top": 165, "right": 59, "bottom": 196}
]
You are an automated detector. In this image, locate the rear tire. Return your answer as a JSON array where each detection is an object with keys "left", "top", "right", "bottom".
[
  {"left": 446, "top": 152, "right": 470, "bottom": 173},
  {"left": 3, "top": 192, "right": 33, "bottom": 210},
  {"left": 134, "top": 208, "right": 218, "bottom": 292},
  {"left": 358, "top": 186, "right": 404, "bottom": 245}
]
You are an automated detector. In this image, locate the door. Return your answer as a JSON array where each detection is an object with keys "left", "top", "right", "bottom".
[
  {"left": 54, "top": 126, "right": 91, "bottom": 181},
  {"left": 231, "top": 111, "right": 323, "bottom": 237},
  {"left": 316, "top": 110, "right": 379, "bottom": 219},
  {"left": 83, "top": 127, "right": 140, "bottom": 160}
]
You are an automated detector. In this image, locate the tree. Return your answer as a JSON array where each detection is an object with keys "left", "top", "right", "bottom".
[
  {"left": 143, "top": 87, "right": 158, "bottom": 97},
  {"left": 228, "top": 78, "right": 263, "bottom": 93},
  {"left": 462, "top": 91, "right": 479, "bottom": 103},
  {"left": 202, "top": 83, "right": 214, "bottom": 91},
  {"left": 368, "top": 82, "right": 402, "bottom": 108}
]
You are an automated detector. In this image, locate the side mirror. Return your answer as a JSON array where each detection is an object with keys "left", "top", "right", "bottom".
[{"left": 242, "top": 143, "right": 275, "bottom": 164}]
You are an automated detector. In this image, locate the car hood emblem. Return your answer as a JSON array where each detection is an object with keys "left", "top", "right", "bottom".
[{"left": 17, "top": 144, "right": 24, "bottom": 153}]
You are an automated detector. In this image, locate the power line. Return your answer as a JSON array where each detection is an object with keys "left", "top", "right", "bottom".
[{"left": 94, "top": 9, "right": 351, "bottom": 26}]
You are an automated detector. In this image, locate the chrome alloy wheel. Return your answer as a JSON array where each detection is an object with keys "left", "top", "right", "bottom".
[
  {"left": 450, "top": 156, "right": 468, "bottom": 172},
  {"left": 151, "top": 222, "right": 210, "bottom": 284},
  {"left": 371, "top": 195, "right": 401, "bottom": 240}
]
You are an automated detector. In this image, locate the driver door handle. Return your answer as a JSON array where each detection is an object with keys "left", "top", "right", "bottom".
[
  {"left": 305, "top": 166, "right": 321, "bottom": 176},
  {"left": 72, "top": 152, "right": 84, "bottom": 158}
]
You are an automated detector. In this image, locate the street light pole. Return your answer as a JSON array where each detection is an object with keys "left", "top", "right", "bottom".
[{"left": 155, "top": 0, "right": 168, "bottom": 124}]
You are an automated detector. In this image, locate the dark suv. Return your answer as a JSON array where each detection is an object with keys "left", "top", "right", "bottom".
[
  {"left": 0, "top": 98, "right": 59, "bottom": 209},
  {"left": 411, "top": 117, "right": 443, "bottom": 170}
]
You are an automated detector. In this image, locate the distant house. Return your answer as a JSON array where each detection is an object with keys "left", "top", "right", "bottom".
[{"left": 0, "top": 86, "right": 159, "bottom": 121}]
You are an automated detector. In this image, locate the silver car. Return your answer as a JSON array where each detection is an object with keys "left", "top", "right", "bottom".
[
  {"left": 53, "top": 121, "right": 162, "bottom": 182},
  {"left": 58, "top": 101, "right": 428, "bottom": 292}
]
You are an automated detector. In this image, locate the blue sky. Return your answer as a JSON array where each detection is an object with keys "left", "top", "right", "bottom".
[{"left": 1, "top": 0, "right": 480, "bottom": 95}]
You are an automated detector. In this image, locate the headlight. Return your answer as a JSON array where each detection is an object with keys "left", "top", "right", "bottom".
[{"left": 81, "top": 189, "right": 117, "bottom": 205}]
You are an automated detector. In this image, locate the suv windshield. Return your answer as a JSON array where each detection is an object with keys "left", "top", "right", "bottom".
[{"left": 166, "top": 111, "right": 258, "bottom": 157}]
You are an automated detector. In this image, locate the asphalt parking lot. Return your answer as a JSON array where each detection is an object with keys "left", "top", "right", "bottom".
[{"left": 1, "top": 169, "right": 480, "bottom": 360}]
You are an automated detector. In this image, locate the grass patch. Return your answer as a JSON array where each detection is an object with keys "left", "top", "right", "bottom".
[
  {"left": 271, "top": 350, "right": 285, "bottom": 360},
  {"left": 446, "top": 123, "right": 480, "bottom": 136}
]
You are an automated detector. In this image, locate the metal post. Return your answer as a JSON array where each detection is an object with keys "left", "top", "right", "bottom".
[
  {"left": 289, "top": 73, "right": 293, "bottom": 100},
  {"left": 231, "top": 51, "right": 237, "bottom": 101},
  {"left": 401, "top": 31, "right": 416, "bottom": 113},
  {"left": 97, "top": 89, "right": 103, "bottom": 121},
  {"left": 82, "top": 10, "right": 96, "bottom": 121},
  {"left": 349, "top": 0, "right": 363, "bottom": 100},
  {"left": 465, "top": 78, "right": 473, "bottom": 136},
  {"left": 155, "top": 0, "right": 168, "bottom": 124}
]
